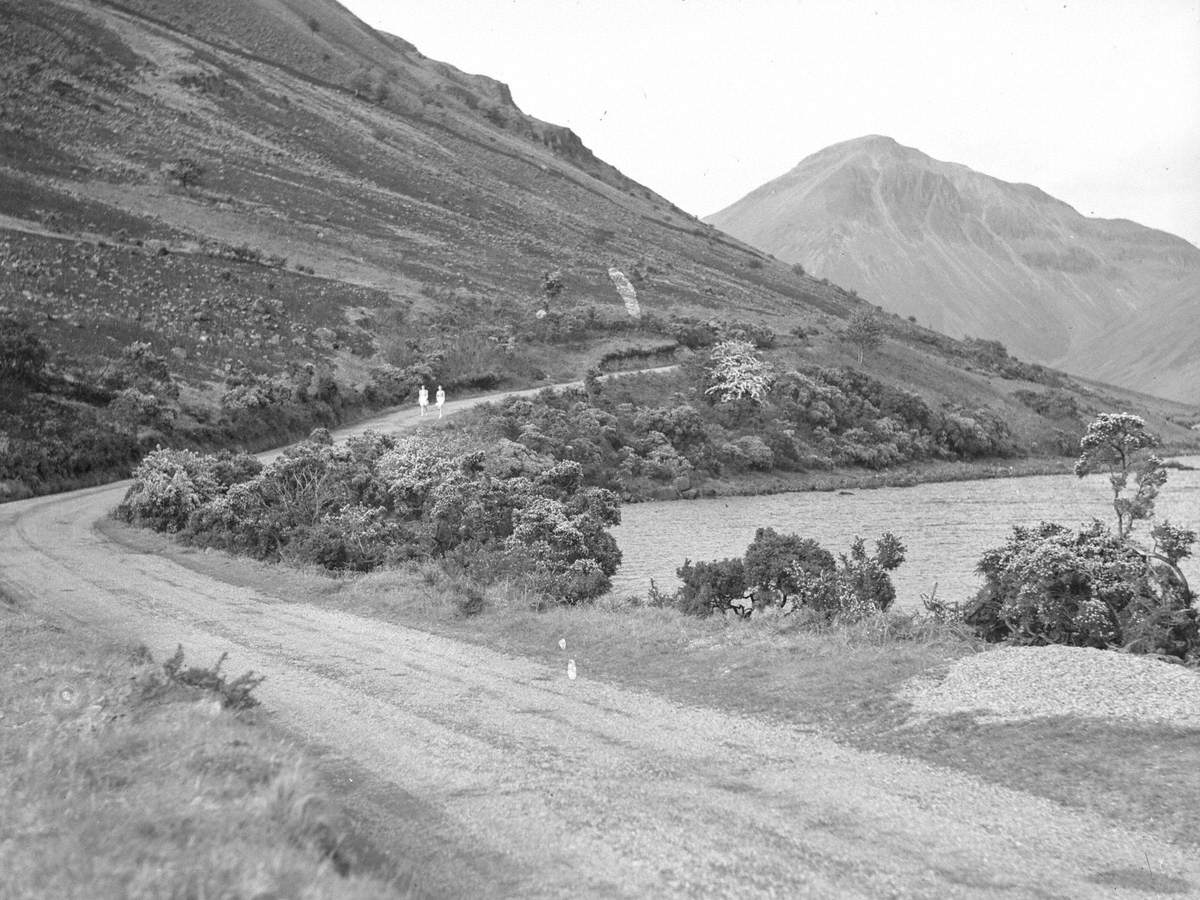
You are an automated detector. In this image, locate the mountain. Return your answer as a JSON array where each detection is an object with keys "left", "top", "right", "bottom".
[
  {"left": 1, "top": 4, "right": 1196, "bottom": 497},
  {"left": 705, "top": 136, "right": 1200, "bottom": 402}
]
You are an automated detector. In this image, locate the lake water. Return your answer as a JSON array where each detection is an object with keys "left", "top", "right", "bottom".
[{"left": 610, "top": 457, "right": 1200, "bottom": 609}]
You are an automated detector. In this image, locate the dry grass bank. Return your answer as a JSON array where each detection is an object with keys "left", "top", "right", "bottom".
[{"left": 0, "top": 591, "right": 409, "bottom": 899}]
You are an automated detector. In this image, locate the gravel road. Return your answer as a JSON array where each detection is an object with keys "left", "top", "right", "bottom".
[{"left": 3, "top": 394, "right": 1199, "bottom": 898}]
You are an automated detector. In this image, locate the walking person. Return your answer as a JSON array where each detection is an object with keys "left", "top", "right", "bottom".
[
  {"left": 417, "top": 384, "right": 429, "bottom": 416},
  {"left": 435, "top": 385, "right": 446, "bottom": 418}
]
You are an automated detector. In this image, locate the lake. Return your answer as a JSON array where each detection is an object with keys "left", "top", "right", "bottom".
[{"left": 609, "top": 456, "right": 1200, "bottom": 608}]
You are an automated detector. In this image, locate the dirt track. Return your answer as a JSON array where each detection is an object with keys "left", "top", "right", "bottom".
[{"left": 3, "top": 393, "right": 1198, "bottom": 898}]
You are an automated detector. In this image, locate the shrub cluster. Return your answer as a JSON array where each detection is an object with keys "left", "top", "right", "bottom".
[
  {"left": 671, "top": 527, "right": 907, "bottom": 621},
  {"left": 965, "top": 520, "right": 1197, "bottom": 658},
  {"left": 470, "top": 359, "right": 1014, "bottom": 498},
  {"left": 115, "top": 431, "right": 622, "bottom": 604},
  {"left": 965, "top": 413, "right": 1197, "bottom": 660}
]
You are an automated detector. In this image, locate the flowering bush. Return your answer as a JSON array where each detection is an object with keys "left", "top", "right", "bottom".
[
  {"left": 116, "top": 432, "right": 622, "bottom": 602},
  {"left": 966, "top": 412, "right": 1197, "bottom": 659},
  {"left": 117, "top": 448, "right": 256, "bottom": 531},
  {"left": 966, "top": 520, "right": 1196, "bottom": 657},
  {"left": 704, "top": 339, "right": 773, "bottom": 404}
]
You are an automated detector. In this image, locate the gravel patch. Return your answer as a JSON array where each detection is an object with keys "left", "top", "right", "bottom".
[{"left": 901, "top": 644, "right": 1200, "bottom": 726}]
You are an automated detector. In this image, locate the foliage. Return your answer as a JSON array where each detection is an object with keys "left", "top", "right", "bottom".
[
  {"left": 671, "top": 529, "right": 907, "bottom": 621},
  {"left": 967, "top": 521, "right": 1197, "bottom": 658},
  {"left": 743, "top": 527, "right": 835, "bottom": 595},
  {"left": 465, "top": 362, "right": 1015, "bottom": 501},
  {"left": 966, "top": 412, "right": 1197, "bottom": 659},
  {"left": 1074, "top": 412, "right": 1162, "bottom": 539},
  {"left": 116, "top": 448, "right": 247, "bottom": 532},
  {"left": 842, "top": 310, "right": 885, "bottom": 364},
  {"left": 117, "top": 431, "right": 622, "bottom": 605},
  {"left": 704, "top": 339, "right": 773, "bottom": 404},
  {"left": 161, "top": 645, "right": 265, "bottom": 710},
  {"left": 675, "top": 557, "right": 746, "bottom": 616}
]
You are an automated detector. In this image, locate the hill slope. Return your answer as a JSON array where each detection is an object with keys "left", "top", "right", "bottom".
[
  {"left": 0, "top": 4, "right": 1196, "bottom": 498},
  {"left": 706, "top": 136, "right": 1200, "bottom": 402}
]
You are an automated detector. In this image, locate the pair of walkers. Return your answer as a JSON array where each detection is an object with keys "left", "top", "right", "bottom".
[{"left": 417, "top": 384, "right": 445, "bottom": 418}]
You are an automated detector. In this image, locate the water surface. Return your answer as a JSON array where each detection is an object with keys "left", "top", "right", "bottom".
[{"left": 610, "top": 457, "right": 1200, "bottom": 608}]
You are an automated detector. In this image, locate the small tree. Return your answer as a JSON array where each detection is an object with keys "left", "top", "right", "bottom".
[
  {"left": 843, "top": 310, "right": 884, "bottom": 364},
  {"left": 704, "top": 339, "right": 773, "bottom": 404},
  {"left": 1074, "top": 411, "right": 1193, "bottom": 598},
  {"left": 1073, "top": 412, "right": 1162, "bottom": 540}
]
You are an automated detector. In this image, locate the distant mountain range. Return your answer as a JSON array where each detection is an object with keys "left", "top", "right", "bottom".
[{"left": 706, "top": 136, "right": 1199, "bottom": 402}]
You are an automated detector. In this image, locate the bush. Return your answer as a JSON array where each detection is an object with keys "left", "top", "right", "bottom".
[
  {"left": 161, "top": 645, "right": 264, "bottom": 710},
  {"left": 117, "top": 449, "right": 231, "bottom": 531},
  {"left": 671, "top": 529, "right": 907, "bottom": 621},
  {"left": 743, "top": 528, "right": 835, "bottom": 597},
  {"left": 965, "top": 412, "right": 1197, "bottom": 659},
  {"left": 966, "top": 521, "right": 1197, "bottom": 658},
  {"left": 675, "top": 557, "right": 746, "bottom": 616},
  {"left": 117, "top": 433, "right": 623, "bottom": 603}
]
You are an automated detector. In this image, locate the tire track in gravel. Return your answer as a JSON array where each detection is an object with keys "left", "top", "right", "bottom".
[{"left": 3, "top": 390, "right": 1199, "bottom": 898}]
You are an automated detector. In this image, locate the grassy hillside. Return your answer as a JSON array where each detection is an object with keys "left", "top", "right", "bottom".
[{"left": 1, "top": 0, "right": 1196, "bottom": 499}]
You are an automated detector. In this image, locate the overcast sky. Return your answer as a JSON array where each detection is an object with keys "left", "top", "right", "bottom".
[{"left": 341, "top": 0, "right": 1200, "bottom": 247}]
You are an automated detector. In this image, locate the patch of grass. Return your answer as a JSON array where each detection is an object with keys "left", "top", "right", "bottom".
[
  {"left": 320, "top": 568, "right": 1200, "bottom": 852},
  {"left": 0, "top": 603, "right": 404, "bottom": 899},
  {"left": 875, "top": 714, "right": 1200, "bottom": 850}
]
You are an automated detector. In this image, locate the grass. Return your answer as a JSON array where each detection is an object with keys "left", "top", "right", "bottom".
[
  {"left": 98, "top": 517, "right": 1200, "bottom": 858},
  {"left": 0, "top": 594, "right": 409, "bottom": 899},
  {"left": 262, "top": 563, "right": 1200, "bottom": 856}
]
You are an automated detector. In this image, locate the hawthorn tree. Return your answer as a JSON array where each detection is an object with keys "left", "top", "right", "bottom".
[
  {"left": 1074, "top": 412, "right": 1164, "bottom": 540},
  {"left": 1074, "top": 411, "right": 1194, "bottom": 599},
  {"left": 843, "top": 310, "right": 884, "bottom": 365},
  {"left": 704, "top": 339, "right": 773, "bottom": 404}
]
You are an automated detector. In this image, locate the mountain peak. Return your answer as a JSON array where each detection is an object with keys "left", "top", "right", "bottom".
[
  {"left": 818, "top": 134, "right": 914, "bottom": 159},
  {"left": 706, "top": 139, "right": 1200, "bottom": 402}
]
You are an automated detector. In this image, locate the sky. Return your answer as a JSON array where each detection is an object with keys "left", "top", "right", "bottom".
[{"left": 341, "top": 0, "right": 1200, "bottom": 247}]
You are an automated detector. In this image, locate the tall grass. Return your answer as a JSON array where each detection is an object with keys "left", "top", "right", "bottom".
[{"left": 0, "top": 604, "right": 404, "bottom": 899}]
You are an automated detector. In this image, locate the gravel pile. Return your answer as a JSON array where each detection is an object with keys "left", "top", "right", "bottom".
[{"left": 901, "top": 645, "right": 1200, "bottom": 726}]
